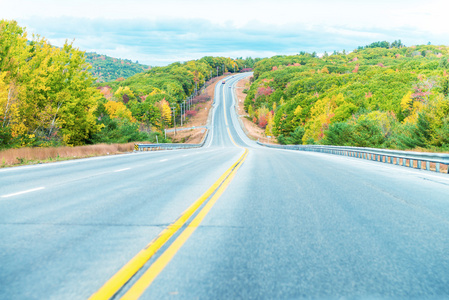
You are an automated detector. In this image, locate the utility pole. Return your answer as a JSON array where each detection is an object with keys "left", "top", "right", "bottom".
[
  {"left": 216, "top": 66, "right": 218, "bottom": 77},
  {"left": 171, "top": 106, "right": 176, "bottom": 135},
  {"left": 183, "top": 100, "right": 186, "bottom": 122}
]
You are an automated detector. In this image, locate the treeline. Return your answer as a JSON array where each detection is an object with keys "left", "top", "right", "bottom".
[
  {"left": 84, "top": 52, "right": 149, "bottom": 83},
  {"left": 358, "top": 40, "right": 405, "bottom": 50},
  {"left": 245, "top": 43, "right": 449, "bottom": 151},
  {"left": 0, "top": 20, "right": 257, "bottom": 149}
]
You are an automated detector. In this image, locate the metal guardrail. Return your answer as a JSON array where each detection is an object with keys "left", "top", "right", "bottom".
[
  {"left": 135, "top": 129, "right": 209, "bottom": 152},
  {"left": 257, "top": 142, "right": 449, "bottom": 174}
]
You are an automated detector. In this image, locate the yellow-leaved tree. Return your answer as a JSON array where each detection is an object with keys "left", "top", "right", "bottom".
[
  {"left": 157, "top": 98, "right": 171, "bottom": 128},
  {"left": 302, "top": 94, "right": 342, "bottom": 143},
  {"left": 265, "top": 111, "right": 274, "bottom": 136},
  {"left": 1, "top": 20, "right": 102, "bottom": 146},
  {"left": 104, "top": 100, "right": 135, "bottom": 122},
  {"left": 401, "top": 91, "right": 424, "bottom": 124}
]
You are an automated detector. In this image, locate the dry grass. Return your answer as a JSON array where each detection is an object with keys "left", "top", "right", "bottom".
[{"left": 0, "top": 142, "right": 141, "bottom": 168}]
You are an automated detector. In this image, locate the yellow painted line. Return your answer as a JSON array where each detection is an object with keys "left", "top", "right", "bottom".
[
  {"left": 120, "top": 149, "right": 249, "bottom": 300},
  {"left": 89, "top": 149, "right": 247, "bottom": 300}
]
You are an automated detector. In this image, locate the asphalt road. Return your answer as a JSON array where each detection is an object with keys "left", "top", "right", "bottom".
[{"left": 2, "top": 74, "right": 449, "bottom": 299}]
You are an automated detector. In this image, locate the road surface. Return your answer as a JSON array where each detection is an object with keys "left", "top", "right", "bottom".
[{"left": 1, "top": 74, "right": 449, "bottom": 299}]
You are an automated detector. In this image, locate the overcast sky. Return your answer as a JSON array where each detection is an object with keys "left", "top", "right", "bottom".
[{"left": 2, "top": 0, "right": 449, "bottom": 66}]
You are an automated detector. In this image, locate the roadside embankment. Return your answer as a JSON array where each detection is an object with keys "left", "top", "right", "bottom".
[{"left": 234, "top": 76, "right": 279, "bottom": 144}]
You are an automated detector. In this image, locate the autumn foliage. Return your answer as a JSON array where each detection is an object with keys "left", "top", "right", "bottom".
[
  {"left": 0, "top": 20, "right": 101, "bottom": 147},
  {"left": 245, "top": 43, "right": 449, "bottom": 151},
  {"left": 1, "top": 20, "right": 258, "bottom": 150}
]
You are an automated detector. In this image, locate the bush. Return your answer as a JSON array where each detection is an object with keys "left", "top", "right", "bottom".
[
  {"left": 324, "top": 122, "right": 355, "bottom": 146},
  {"left": 0, "top": 127, "right": 13, "bottom": 149},
  {"left": 278, "top": 126, "right": 305, "bottom": 145},
  {"left": 89, "top": 117, "right": 154, "bottom": 144},
  {"left": 324, "top": 119, "right": 384, "bottom": 147},
  {"left": 352, "top": 119, "right": 385, "bottom": 147},
  {"left": 185, "top": 110, "right": 197, "bottom": 117}
]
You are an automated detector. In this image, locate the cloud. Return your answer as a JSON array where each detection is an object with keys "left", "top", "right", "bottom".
[{"left": 15, "top": 16, "right": 449, "bottom": 66}]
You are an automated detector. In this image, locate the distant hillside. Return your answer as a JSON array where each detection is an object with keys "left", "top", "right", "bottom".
[
  {"left": 245, "top": 43, "right": 449, "bottom": 151},
  {"left": 84, "top": 52, "right": 149, "bottom": 82}
]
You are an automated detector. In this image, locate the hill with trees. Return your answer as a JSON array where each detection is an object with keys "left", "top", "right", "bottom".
[
  {"left": 245, "top": 42, "right": 449, "bottom": 151},
  {"left": 84, "top": 52, "right": 149, "bottom": 83}
]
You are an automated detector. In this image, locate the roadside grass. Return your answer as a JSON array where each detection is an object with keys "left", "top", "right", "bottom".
[{"left": 0, "top": 142, "right": 145, "bottom": 168}]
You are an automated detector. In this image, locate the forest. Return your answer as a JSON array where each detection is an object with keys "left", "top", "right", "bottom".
[
  {"left": 0, "top": 20, "right": 256, "bottom": 149},
  {"left": 84, "top": 52, "right": 149, "bottom": 83},
  {"left": 245, "top": 41, "right": 449, "bottom": 151}
]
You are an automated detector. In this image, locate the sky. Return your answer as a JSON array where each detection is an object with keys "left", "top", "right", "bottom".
[{"left": 2, "top": 0, "right": 449, "bottom": 66}]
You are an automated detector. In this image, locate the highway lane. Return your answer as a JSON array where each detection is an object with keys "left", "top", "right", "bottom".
[
  {"left": 0, "top": 147, "right": 245, "bottom": 299},
  {"left": 131, "top": 76, "right": 449, "bottom": 299},
  {"left": 2, "top": 72, "right": 449, "bottom": 299}
]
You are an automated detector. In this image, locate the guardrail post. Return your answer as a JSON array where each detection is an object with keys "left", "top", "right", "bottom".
[
  {"left": 409, "top": 159, "right": 414, "bottom": 168},
  {"left": 436, "top": 163, "right": 440, "bottom": 173},
  {"left": 417, "top": 160, "right": 422, "bottom": 169},
  {"left": 426, "top": 161, "right": 430, "bottom": 171}
]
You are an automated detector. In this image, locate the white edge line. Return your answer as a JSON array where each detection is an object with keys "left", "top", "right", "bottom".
[
  {"left": 2, "top": 187, "right": 46, "bottom": 198},
  {"left": 114, "top": 168, "right": 131, "bottom": 173}
]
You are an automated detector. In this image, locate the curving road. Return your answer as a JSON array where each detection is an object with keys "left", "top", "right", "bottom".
[{"left": 1, "top": 74, "right": 449, "bottom": 299}]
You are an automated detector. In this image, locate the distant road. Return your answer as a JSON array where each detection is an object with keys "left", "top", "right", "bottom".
[{"left": 1, "top": 73, "right": 449, "bottom": 299}]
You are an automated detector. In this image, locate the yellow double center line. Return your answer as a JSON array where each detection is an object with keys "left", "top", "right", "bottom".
[
  {"left": 90, "top": 79, "right": 246, "bottom": 300},
  {"left": 90, "top": 152, "right": 248, "bottom": 300}
]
